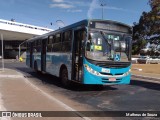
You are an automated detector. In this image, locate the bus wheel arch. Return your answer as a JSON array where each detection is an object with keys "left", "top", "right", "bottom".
[{"left": 60, "top": 65, "right": 71, "bottom": 87}]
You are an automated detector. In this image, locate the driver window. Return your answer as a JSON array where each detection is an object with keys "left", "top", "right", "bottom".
[{"left": 87, "top": 33, "right": 103, "bottom": 52}]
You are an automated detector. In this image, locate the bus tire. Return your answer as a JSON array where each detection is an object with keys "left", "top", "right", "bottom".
[{"left": 60, "top": 67, "right": 71, "bottom": 88}]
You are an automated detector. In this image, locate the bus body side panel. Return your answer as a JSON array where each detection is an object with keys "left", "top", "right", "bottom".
[
  {"left": 83, "top": 58, "right": 131, "bottom": 85},
  {"left": 46, "top": 52, "right": 72, "bottom": 80}
]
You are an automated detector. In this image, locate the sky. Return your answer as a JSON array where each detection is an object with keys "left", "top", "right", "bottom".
[{"left": 0, "top": 0, "right": 151, "bottom": 30}]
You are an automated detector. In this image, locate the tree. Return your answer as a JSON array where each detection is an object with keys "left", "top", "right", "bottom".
[
  {"left": 147, "top": 0, "right": 160, "bottom": 35},
  {"left": 132, "top": 12, "right": 148, "bottom": 54},
  {"left": 132, "top": 0, "right": 160, "bottom": 55}
]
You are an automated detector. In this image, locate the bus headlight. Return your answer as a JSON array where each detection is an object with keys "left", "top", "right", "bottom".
[
  {"left": 84, "top": 64, "right": 100, "bottom": 76},
  {"left": 123, "top": 70, "right": 131, "bottom": 76}
]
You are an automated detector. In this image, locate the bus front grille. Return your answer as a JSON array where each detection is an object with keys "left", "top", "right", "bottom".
[
  {"left": 100, "top": 73, "right": 124, "bottom": 76},
  {"left": 96, "top": 62, "right": 131, "bottom": 68}
]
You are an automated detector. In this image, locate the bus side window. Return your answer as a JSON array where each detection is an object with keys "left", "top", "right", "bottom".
[
  {"left": 47, "top": 36, "right": 53, "bottom": 52},
  {"left": 52, "top": 33, "right": 62, "bottom": 52},
  {"left": 36, "top": 40, "right": 41, "bottom": 52},
  {"left": 62, "top": 30, "right": 72, "bottom": 52},
  {"left": 33, "top": 41, "right": 37, "bottom": 53}
]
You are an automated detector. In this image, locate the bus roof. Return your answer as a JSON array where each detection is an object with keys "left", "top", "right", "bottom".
[{"left": 26, "top": 19, "right": 132, "bottom": 42}]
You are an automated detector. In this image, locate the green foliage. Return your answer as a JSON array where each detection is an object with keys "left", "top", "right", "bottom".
[
  {"left": 132, "top": 39, "right": 147, "bottom": 54},
  {"left": 132, "top": 0, "right": 160, "bottom": 55}
]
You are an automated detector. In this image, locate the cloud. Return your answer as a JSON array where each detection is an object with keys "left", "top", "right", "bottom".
[
  {"left": 50, "top": 0, "right": 85, "bottom": 12},
  {"left": 52, "top": 0, "right": 64, "bottom": 3},
  {"left": 87, "top": 0, "right": 99, "bottom": 18},
  {"left": 67, "top": 9, "right": 82, "bottom": 13},
  {"left": 66, "top": 1, "right": 90, "bottom": 7},
  {"left": 50, "top": 0, "right": 75, "bottom": 9},
  {"left": 87, "top": 0, "right": 138, "bottom": 18},
  {"left": 105, "top": 6, "right": 138, "bottom": 14},
  {"left": 50, "top": 3, "right": 74, "bottom": 9},
  {"left": 50, "top": 0, "right": 136, "bottom": 15}
]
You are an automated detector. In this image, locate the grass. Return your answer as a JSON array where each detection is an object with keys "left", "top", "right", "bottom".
[{"left": 131, "top": 64, "right": 160, "bottom": 75}]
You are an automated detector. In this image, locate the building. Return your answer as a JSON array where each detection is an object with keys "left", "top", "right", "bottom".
[{"left": 0, "top": 19, "right": 53, "bottom": 59}]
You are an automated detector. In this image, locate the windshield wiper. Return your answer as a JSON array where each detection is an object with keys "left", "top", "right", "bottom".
[
  {"left": 100, "top": 31, "right": 111, "bottom": 46},
  {"left": 100, "top": 31, "right": 114, "bottom": 60}
]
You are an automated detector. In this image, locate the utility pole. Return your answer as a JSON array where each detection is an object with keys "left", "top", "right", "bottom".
[{"left": 100, "top": 0, "right": 106, "bottom": 19}]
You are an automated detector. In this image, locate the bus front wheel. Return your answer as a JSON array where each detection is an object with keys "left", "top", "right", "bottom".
[{"left": 60, "top": 68, "right": 71, "bottom": 87}]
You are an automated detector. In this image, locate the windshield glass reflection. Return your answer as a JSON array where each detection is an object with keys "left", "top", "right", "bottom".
[{"left": 85, "top": 31, "right": 131, "bottom": 62}]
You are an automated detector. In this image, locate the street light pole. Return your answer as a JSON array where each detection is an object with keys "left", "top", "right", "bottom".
[
  {"left": 100, "top": 3, "right": 106, "bottom": 20},
  {"left": 1, "top": 34, "right": 4, "bottom": 71},
  {"left": 51, "top": 20, "right": 65, "bottom": 29},
  {"left": 56, "top": 20, "right": 65, "bottom": 28}
]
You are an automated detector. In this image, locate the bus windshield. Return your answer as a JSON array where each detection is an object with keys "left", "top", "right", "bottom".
[{"left": 85, "top": 31, "right": 131, "bottom": 62}]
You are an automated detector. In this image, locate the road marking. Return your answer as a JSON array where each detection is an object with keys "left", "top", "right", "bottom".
[{"left": 16, "top": 72, "right": 91, "bottom": 120}]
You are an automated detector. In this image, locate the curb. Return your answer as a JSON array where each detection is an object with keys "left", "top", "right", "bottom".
[
  {"left": 132, "top": 74, "right": 160, "bottom": 84},
  {"left": 0, "top": 75, "right": 24, "bottom": 78}
]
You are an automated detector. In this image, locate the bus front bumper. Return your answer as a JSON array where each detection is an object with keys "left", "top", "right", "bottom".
[{"left": 83, "top": 70, "right": 131, "bottom": 85}]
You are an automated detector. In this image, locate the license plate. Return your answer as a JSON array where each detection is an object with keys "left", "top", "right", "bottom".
[
  {"left": 102, "top": 68, "right": 110, "bottom": 73},
  {"left": 109, "top": 78, "right": 116, "bottom": 81}
]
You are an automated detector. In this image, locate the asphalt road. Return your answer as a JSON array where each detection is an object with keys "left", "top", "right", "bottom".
[{"left": 1, "top": 60, "right": 160, "bottom": 120}]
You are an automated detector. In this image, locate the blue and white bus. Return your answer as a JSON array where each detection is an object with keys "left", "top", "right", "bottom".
[{"left": 26, "top": 19, "right": 132, "bottom": 87}]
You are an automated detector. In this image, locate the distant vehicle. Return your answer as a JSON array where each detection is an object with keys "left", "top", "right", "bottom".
[
  {"left": 0, "top": 56, "right": 2, "bottom": 59},
  {"left": 137, "top": 56, "right": 151, "bottom": 64},
  {"left": 150, "top": 56, "right": 159, "bottom": 64},
  {"left": 26, "top": 19, "right": 132, "bottom": 87},
  {"left": 141, "top": 48, "right": 151, "bottom": 53}
]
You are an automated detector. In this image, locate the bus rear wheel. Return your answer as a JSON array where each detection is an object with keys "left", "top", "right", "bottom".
[{"left": 60, "top": 68, "right": 71, "bottom": 88}]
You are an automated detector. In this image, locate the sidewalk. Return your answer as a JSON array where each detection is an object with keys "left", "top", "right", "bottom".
[{"left": 0, "top": 69, "right": 88, "bottom": 120}]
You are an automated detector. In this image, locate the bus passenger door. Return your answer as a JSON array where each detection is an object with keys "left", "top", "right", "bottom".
[
  {"left": 72, "top": 29, "right": 85, "bottom": 82},
  {"left": 30, "top": 42, "right": 33, "bottom": 68},
  {"left": 41, "top": 38, "right": 47, "bottom": 72}
]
